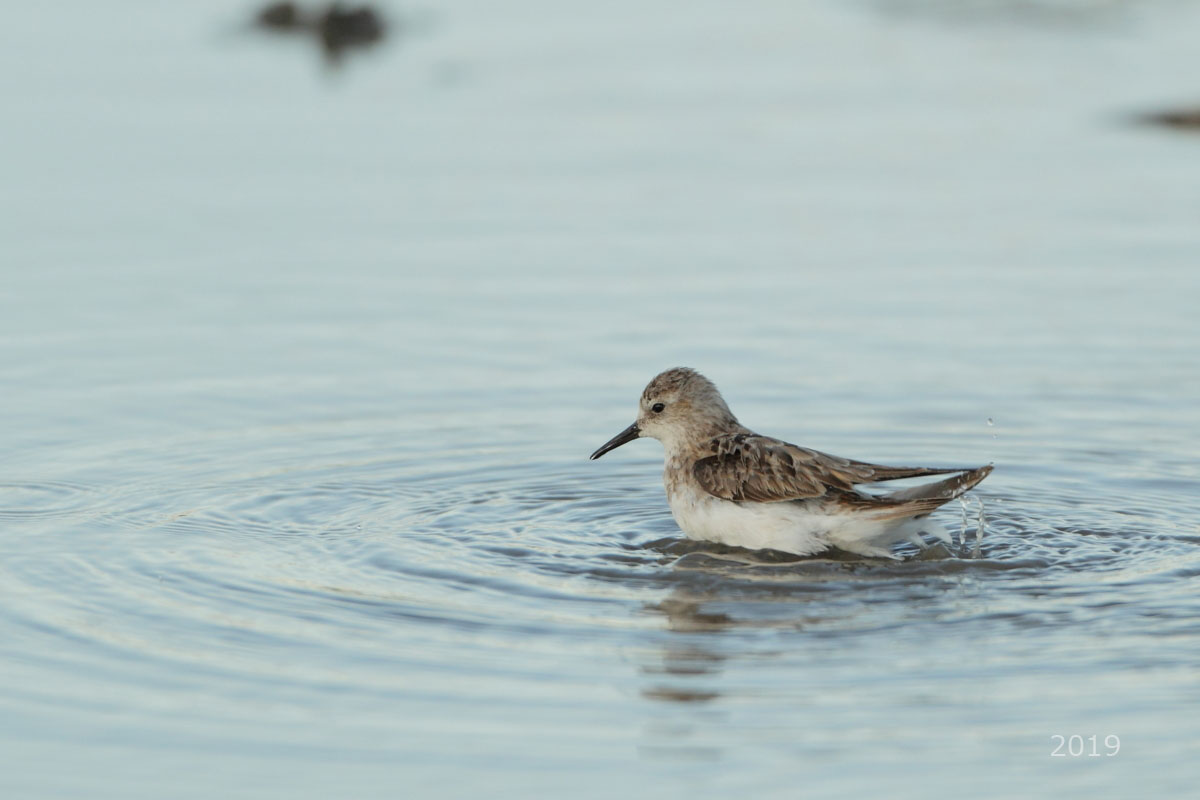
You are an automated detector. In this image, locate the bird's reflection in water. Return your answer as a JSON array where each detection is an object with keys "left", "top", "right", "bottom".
[
  {"left": 641, "top": 597, "right": 733, "bottom": 704},
  {"left": 637, "top": 593, "right": 734, "bottom": 762},
  {"left": 634, "top": 541, "right": 955, "bottom": 760},
  {"left": 635, "top": 546, "right": 836, "bottom": 762}
]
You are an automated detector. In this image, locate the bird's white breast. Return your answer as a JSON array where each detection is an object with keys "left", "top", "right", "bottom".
[
  {"left": 663, "top": 477, "right": 830, "bottom": 555},
  {"left": 663, "top": 467, "right": 922, "bottom": 558}
]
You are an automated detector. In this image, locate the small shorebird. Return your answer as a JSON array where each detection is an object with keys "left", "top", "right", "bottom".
[{"left": 590, "top": 368, "right": 992, "bottom": 558}]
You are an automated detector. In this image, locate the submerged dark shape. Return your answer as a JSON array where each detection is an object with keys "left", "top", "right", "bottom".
[
  {"left": 318, "top": 4, "right": 386, "bottom": 58},
  {"left": 257, "top": 2, "right": 305, "bottom": 30},
  {"left": 1140, "top": 107, "right": 1200, "bottom": 132},
  {"left": 252, "top": 2, "right": 389, "bottom": 64}
]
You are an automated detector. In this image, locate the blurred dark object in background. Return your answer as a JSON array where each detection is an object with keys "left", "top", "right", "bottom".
[
  {"left": 257, "top": 2, "right": 304, "bottom": 29},
  {"left": 254, "top": 2, "right": 387, "bottom": 64},
  {"left": 1140, "top": 107, "right": 1200, "bottom": 132}
]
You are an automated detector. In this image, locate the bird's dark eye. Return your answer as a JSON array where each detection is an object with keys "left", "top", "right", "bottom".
[{"left": 651, "top": 403, "right": 665, "bottom": 413}]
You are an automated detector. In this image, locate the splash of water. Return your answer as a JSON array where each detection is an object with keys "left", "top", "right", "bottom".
[{"left": 959, "top": 494, "right": 987, "bottom": 557}]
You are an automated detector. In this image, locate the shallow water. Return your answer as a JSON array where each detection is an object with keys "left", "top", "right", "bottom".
[{"left": 2, "top": 1, "right": 1199, "bottom": 797}]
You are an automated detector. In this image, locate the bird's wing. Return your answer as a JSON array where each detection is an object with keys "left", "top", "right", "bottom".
[
  {"left": 839, "top": 459, "right": 968, "bottom": 482},
  {"left": 691, "top": 433, "right": 968, "bottom": 503}
]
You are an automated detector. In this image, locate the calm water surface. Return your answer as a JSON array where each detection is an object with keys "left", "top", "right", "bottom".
[{"left": 2, "top": 1, "right": 1198, "bottom": 797}]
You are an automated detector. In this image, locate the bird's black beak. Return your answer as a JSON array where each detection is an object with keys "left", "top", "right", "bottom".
[{"left": 589, "top": 422, "right": 640, "bottom": 460}]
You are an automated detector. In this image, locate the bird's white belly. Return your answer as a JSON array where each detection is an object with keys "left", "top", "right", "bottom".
[{"left": 665, "top": 482, "right": 922, "bottom": 557}]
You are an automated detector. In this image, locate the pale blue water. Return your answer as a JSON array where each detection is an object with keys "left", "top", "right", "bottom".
[{"left": 2, "top": 1, "right": 1199, "bottom": 798}]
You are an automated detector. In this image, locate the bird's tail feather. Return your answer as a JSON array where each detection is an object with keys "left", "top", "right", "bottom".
[{"left": 869, "top": 464, "right": 993, "bottom": 520}]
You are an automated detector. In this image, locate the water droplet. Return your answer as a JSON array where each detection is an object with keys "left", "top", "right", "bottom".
[
  {"left": 959, "top": 496, "right": 969, "bottom": 548},
  {"left": 974, "top": 496, "right": 986, "bottom": 558}
]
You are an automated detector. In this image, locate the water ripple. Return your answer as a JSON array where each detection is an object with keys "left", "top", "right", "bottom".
[
  {"left": 0, "top": 481, "right": 99, "bottom": 519},
  {"left": 1, "top": 412, "right": 1197, "bottom": 797}
]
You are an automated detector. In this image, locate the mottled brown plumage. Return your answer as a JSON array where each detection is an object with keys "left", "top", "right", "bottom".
[{"left": 692, "top": 431, "right": 987, "bottom": 505}]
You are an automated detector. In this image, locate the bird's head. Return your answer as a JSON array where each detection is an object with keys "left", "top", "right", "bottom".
[{"left": 590, "top": 367, "right": 738, "bottom": 459}]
